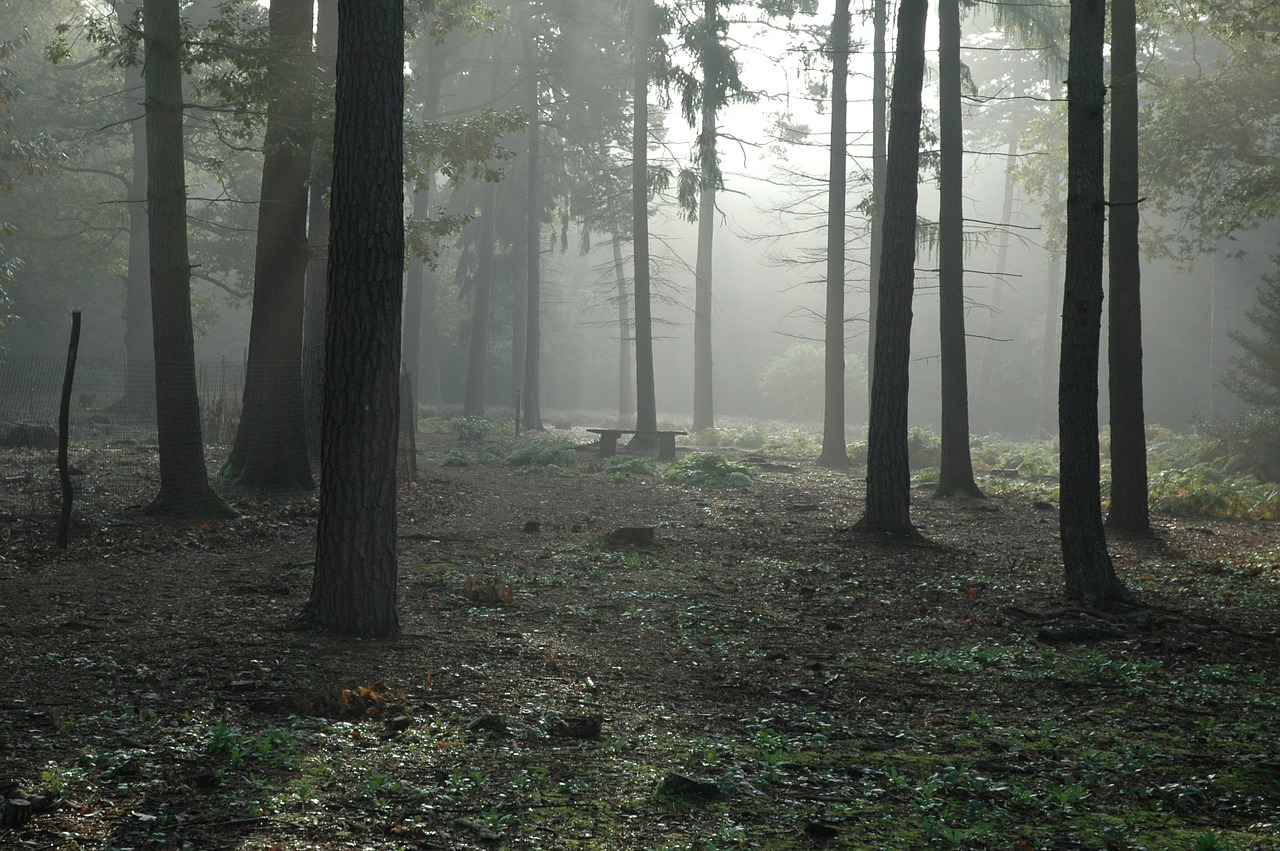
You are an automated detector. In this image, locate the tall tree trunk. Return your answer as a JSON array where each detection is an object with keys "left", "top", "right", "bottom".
[
  {"left": 1060, "top": 0, "right": 1131, "bottom": 605},
  {"left": 867, "top": 0, "right": 887, "bottom": 397},
  {"left": 935, "top": 0, "right": 981, "bottom": 498},
  {"left": 818, "top": 0, "right": 851, "bottom": 469},
  {"left": 404, "top": 39, "right": 445, "bottom": 407},
  {"left": 691, "top": 0, "right": 718, "bottom": 434},
  {"left": 302, "top": 0, "right": 338, "bottom": 452},
  {"left": 142, "top": 0, "right": 223, "bottom": 516},
  {"left": 302, "top": 0, "right": 404, "bottom": 638},
  {"left": 857, "top": 0, "right": 928, "bottom": 538},
  {"left": 521, "top": 30, "right": 544, "bottom": 431},
  {"left": 975, "top": 135, "right": 1018, "bottom": 422},
  {"left": 1106, "top": 0, "right": 1149, "bottom": 535},
  {"left": 613, "top": 233, "right": 635, "bottom": 423},
  {"left": 223, "top": 0, "right": 315, "bottom": 489},
  {"left": 631, "top": 0, "right": 658, "bottom": 441},
  {"left": 464, "top": 179, "right": 498, "bottom": 418}
]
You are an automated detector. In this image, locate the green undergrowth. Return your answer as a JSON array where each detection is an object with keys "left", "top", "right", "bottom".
[
  {"left": 662, "top": 452, "right": 754, "bottom": 488},
  {"left": 32, "top": 632, "right": 1279, "bottom": 850}
]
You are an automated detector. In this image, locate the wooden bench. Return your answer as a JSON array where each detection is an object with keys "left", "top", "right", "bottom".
[{"left": 586, "top": 428, "right": 687, "bottom": 460}]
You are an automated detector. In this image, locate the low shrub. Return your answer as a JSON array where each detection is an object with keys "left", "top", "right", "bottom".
[{"left": 662, "top": 452, "right": 754, "bottom": 488}]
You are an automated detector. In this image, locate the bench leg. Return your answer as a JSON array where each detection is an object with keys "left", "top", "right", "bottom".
[
  {"left": 597, "top": 433, "right": 619, "bottom": 457},
  {"left": 657, "top": 433, "right": 676, "bottom": 460}
]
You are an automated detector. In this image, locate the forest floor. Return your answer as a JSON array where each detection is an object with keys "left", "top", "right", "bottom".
[{"left": 1, "top": 426, "right": 1279, "bottom": 850}]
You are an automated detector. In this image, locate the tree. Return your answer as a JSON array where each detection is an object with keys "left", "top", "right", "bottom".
[
  {"left": 817, "top": 0, "right": 852, "bottom": 469},
  {"left": 221, "top": 0, "right": 315, "bottom": 489},
  {"left": 857, "top": 0, "right": 928, "bottom": 537},
  {"left": 934, "top": 0, "right": 981, "bottom": 498},
  {"left": 300, "top": 0, "right": 405, "bottom": 638},
  {"left": 1059, "top": 0, "right": 1130, "bottom": 605},
  {"left": 866, "top": 0, "right": 887, "bottom": 391},
  {"left": 142, "top": 0, "right": 225, "bottom": 517},
  {"left": 1105, "top": 0, "right": 1149, "bottom": 534},
  {"left": 520, "top": 5, "right": 545, "bottom": 431},
  {"left": 630, "top": 0, "right": 658, "bottom": 442}
]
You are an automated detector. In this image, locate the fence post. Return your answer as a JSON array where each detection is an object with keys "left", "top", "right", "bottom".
[{"left": 57, "top": 310, "right": 82, "bottom": 549}]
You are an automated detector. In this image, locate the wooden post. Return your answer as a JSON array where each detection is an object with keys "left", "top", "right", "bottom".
[{"left": 57, "top": 310, "right": 82, "bottom": 549}]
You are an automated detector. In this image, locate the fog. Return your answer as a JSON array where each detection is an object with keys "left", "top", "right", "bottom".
[{"left": 0, "top": 0, "right": 1272, "bottom": 441}]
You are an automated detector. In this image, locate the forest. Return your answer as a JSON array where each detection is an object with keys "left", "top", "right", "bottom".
[{"left": 0, "top": 0, "right": 1279, "bottom": 848}]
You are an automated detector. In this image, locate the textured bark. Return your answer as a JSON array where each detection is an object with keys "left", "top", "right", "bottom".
[
  {"left": 631, "top": 0, "right": 658, "bottom": 441},
  {"left": 613, "top": 234, "right": 635, "bottom": 422},
  {"left": 302, "top": 0, "right": 337, "bottom": 451},
  {"left": 691, "top": 0, "right": 717, "bottom": 434},
  {"left": 935, "top": 0, "right": 981, "bottom": 499},
  {"left": 521, "top": 32, "right": 544, "bottom": 432},
  {"left": 223, "top": 0, "right": 315, "bottom": 489},
  {"left": 857, "top": 0, "right": 928, "bottom": 537},
  {"left": 866, "top": 0, "right": 887, "bottom": 395},
  {"left": 142, "top": 0, "right": 223, "bottom": 517},
  {"left": 1060, "top": 0, "right": 1131, "bottom": 606},
  {"left": 1106, "top": 0, "right": 1150, "bottom": 535},
  {"left": 817, "top": 0, "right": 851, "bottom": 470},
  {"left": 302, "top": 0, "right": 404, "bottom": 638}
]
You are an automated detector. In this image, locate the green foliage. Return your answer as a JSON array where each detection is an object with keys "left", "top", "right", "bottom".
[
  {"left": 757, "top": 343, "right": 867, "bottom": 423},
  {"left": 663, "top": 452, "right": 753, "bottom": 489},
  {"left": 1147, "top": 465, "right": 1280, "bottom": 520},
  {"left": 506, "top": 441, "right": 579, "bottom": 475},
  {"left": 449, "top": 415, "right": 492, "bottom": 440},
  {"left": 603, "top": 455, "right": 656, "bottom": 481}
]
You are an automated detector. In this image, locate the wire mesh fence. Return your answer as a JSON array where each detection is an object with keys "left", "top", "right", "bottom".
[{"left": 0, "top": 356, "right": 253, "bottom": 524}]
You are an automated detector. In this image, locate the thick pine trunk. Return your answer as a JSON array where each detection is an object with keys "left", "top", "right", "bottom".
[
  {"left": 858, "top": 0, "right": 928, "bottom": 538},
  {"left": 143, "top": 0, "right": 223, "bottom": 517},
  {"left": 1061, "top": 0, "right": 1132, "bottom": 605},
  {"left": 1106, "top": 0, "right": 1150, "bottom": 535},
  {"left": 223, "top": 0, "right": 315, "bottom": 489},
  {"left": 631, "top": 0, "right": 658, "bottom": 441},
  {"left": 818, "top": 0, "right": 851, "bottom": 469},
  {"left": 935, "top": 0, "right": 981, "bottom": 498},
  {"left": 302, "top": 0, "right": 404, "bottom": 639}
]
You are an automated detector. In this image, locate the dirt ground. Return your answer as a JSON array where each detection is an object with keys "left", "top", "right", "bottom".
[{"left": 1, "top": 429, "right": 1278, "bottom": 849}]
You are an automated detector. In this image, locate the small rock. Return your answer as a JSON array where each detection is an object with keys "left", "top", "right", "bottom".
[{"left": 655, "top": 771, "right": 724, "bottom": 801}]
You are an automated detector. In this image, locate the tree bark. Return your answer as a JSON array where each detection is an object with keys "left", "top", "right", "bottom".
[
  {"left": 302, "top": 0, "right": 404, "bottom": 639},
  {"left": 857, "top": 0, "right": 928, "bottom": 538},
  {"left": 631, "top": 0, "right": 658, "bottom": 441},
  {"left": 1106, "top": 0, "right": 1150, "bottom": 535},
  {"left": 142, "top": 0, "right": 224, "bottom": 517},
  {"left": 1060, "top": 0, "right": 1131, "bottom": 605},
  {"left": 691, "top": 0, "right": 718, "bottom": 434},
  {"left": 818, "top": 0, "right": 851, "bottom": 469},
  {"left": 866, "top": 0, "right": 887, "bottom": 398},
  {"left": 223, "top": 0, "right": 315, "bottom": 489},
  {"left": 935, "top": 0, "right": 981, "bottom": 498}
]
